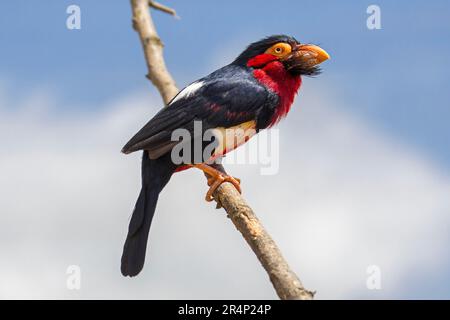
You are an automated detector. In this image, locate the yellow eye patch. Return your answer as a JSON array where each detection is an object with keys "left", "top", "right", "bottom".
[{"left": 265, "top": 42, "right": 292, "bottom": 58}]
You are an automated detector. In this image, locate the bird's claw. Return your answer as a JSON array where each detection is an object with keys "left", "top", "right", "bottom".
[{"left": 205, "top": 174, "right": 241, "bottom": 202}]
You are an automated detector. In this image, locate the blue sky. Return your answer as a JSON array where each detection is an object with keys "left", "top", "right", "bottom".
[
  {"left": 1, "top": 1, "right": 450, "bottom": 299},
  {"left": 1, "top": 0, "right": 450, "bottom": 167}
]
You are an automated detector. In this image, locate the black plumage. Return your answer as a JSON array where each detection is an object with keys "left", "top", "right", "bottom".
[{"left": 121, "top": 152, "right": 177, "bottom": 276}]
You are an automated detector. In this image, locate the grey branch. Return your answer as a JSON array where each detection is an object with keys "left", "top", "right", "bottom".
[{"left": 129, "top": 0, "right": 314, "bottom": 300}]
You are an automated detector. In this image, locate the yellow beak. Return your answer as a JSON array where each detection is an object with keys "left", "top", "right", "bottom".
[{"left": 296, "top": 44, "right": 330, "bottom": 66}]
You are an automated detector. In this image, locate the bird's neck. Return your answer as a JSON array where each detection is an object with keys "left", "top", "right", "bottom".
[{"left": 252, "top": 61, "right": 302, "bottom": 126}]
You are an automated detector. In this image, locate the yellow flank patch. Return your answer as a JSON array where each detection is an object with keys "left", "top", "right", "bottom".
[{"left": 211, "top": 120, "right": 257, "bottom": 158}]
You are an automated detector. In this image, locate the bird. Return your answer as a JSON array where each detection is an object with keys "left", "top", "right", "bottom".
[{"left": 120, "top": 35, "right": 330, "bottom": 277}]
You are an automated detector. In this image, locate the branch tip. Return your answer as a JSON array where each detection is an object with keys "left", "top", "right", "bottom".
[{"left": 148, "top": 0, "right": 180, "bottom": 19}]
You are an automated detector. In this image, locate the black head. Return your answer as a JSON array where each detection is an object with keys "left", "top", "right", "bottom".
[{"left": 233, "top": 34, "right": 330, "bottom": 76}]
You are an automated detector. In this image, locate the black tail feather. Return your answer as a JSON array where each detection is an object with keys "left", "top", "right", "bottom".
[{"left": 121, "top": 151, "right": 175, "bottom": 277}]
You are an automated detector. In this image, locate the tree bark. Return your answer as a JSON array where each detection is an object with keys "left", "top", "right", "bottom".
[{"left": 129, "top": 0, "right": 314, "bottom": 300}]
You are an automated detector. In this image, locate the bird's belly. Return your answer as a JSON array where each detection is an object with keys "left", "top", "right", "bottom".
[{"left": 210, "top": 120, "right": 257, "bottom": 159}]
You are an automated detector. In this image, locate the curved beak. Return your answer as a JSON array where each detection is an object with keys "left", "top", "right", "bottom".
[
  {"left": 282, "top": 44, "right": 330, "bottom": 75},
  {"left": 293, "top": 44, "right": 330, "bottom": 66}
]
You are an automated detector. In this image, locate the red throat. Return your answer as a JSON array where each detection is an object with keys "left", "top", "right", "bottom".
[{"left": 248, "top": 56, "right": 302, "bottom": 127}]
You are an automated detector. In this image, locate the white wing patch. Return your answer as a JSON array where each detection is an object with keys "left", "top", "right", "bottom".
[{"left": 170, "top": 81, "right": 205, "bottom": 105}]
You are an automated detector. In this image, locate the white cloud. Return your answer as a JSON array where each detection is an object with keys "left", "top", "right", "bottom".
[{"left": 0, "top": 83, "right": 449, "bottom": 299}]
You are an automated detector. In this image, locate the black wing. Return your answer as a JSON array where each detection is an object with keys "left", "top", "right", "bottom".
[{"left": 122, "top": 65, "right": 277, "bottom": 158}]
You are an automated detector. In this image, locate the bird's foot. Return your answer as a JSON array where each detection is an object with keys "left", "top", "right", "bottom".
[
  {"left": 206, "top": 174, "right": 241, "bottom": 202},
  {"left": 192, "top": 163, "right": 241, "bottom": 202}
]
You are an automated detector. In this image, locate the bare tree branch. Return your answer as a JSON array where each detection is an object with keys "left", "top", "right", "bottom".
[
  {"left": 129, "top": 0, "right": 314, "bottom": 300},
  {"left": 131, "top": 0, "right": 178, "bottom": 103}
]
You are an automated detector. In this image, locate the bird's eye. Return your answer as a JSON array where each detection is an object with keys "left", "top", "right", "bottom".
[{"left": 265, "top": 42, "right": 292, "bottom": 57}]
